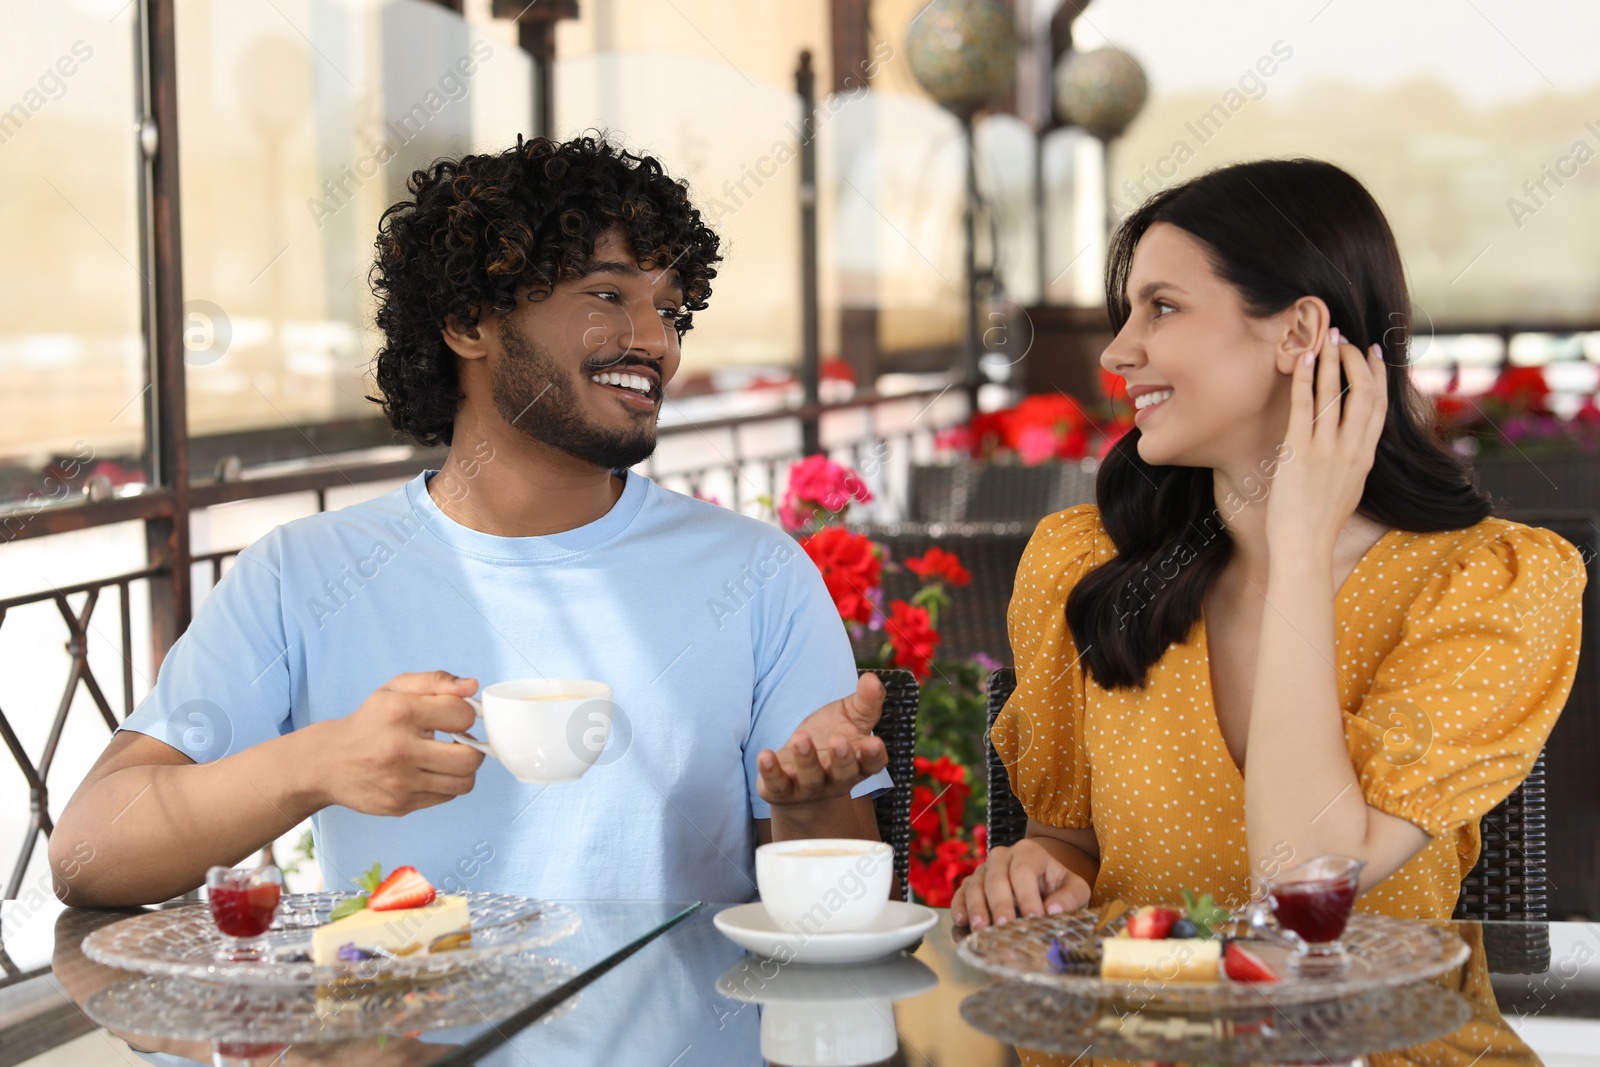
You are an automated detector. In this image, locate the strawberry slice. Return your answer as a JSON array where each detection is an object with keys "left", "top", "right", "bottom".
[
  {"left": 1224, "top": 941, "right": 1280, "bottom": 983},
  {"left": 366, "top": 866, "right": 436, "bottom": 911},
  {"left": 1126, "top": 905, "right": 1182, "bottom": 939}
]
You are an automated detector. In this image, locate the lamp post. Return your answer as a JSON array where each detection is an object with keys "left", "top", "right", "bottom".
[
  {"left": 1053, "top": 45, "right": 1148, "bottom": 250},
  {"left": 905, "top": 0, "right": 1018, "bottom": 397}
]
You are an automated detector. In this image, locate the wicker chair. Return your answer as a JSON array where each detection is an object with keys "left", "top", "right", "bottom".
[
  {"left": 982, "top": 668, "right": 1549, "bottom": 926},
  {"left": 984, "top": 669, "right": 1031, "bottom": 852},
  {"left": 909, "top": 462, "right": 1098, "bottom": 524},
  {"left": 1497, "top": 509, "right": 1599, "bottom": 921},
  {"left": 863, "top": 667, "right": 918, "bottom": 902},
  {"left": 852, "top": 522, "right": 1033, "bottom": 665}
]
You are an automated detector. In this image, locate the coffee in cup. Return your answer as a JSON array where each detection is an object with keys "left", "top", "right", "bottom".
[
  {"left": 450, "top": 678, "right": 612, "bottom": 783},
  {"left": 755, "top": 838, "right": 893, "bottom": 935}
]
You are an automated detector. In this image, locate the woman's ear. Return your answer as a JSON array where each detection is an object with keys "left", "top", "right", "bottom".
[
  {"left": 1275, "top": 296, "right": 1330, "bottom": 374},
  {"left": 442, "top": 310, "right": 490, "bottom": 361}
]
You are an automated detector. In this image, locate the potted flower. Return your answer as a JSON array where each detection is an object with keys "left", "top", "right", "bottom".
[{"left": 780, "top": 455, "right": 991, "bottom": 904}]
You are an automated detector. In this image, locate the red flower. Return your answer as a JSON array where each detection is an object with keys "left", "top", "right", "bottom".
[
  {"left": 886, "top": 599, "right": 940, "bottom": 680},
  {"left": 914, "top": 753, "right": 969, "bottom": 788},
  {"left": 799, "top": 527, "right": 882, "bottom": 625},
  {"left": 969, "top": 411, "right": 1008, "bottom": 459},
  {"left": 1434, "top": 394, "right": 1472, "bottom": 421},
  {"left": 907, "top": 754, "right": 987, "bottom": 906},
  {"left": 1001, "top": 393, "right": 1091, "bottom": 460},
  {"left": 904, "top": 547, "right": 970, "bottom": 587},
  {"left": 1489, "top": 367, "right": 1550, "bottom": 411},
  {"left": 910, "top": 838, "right": 985, "bottom": 907}
]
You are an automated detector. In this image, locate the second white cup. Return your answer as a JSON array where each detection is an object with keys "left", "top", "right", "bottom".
[
  {"left": 450, "top": 678, "right": 612, "bottom": 783},
  {"left": 756, "top": 839, "right": 894, "bottom": 935}
]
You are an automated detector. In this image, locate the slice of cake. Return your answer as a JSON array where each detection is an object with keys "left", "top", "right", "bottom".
[
  {"left": 1100, "top": 936, "right": 1221, "bottom": 982},
  {"left": 311, "top": 894, "right": 471, "bottom": 965},
  {"left": 309, "top": 863, "right": 472, "bottom": 966}
]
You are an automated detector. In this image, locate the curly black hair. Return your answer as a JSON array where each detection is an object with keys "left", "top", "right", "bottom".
[{"left": 367, "top": 134, "right": 722, "bottom": 447}]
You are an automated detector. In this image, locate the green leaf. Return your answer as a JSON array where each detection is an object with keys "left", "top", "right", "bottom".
[
  {"left": 355, "top": 862, "right": 383, "bottom": 894},
  {"left": 328, "top": 895, "right": 369, "bottom": 921},
  {"left": 1181, "top": 888, "right": 1230, "bottom": 940}
]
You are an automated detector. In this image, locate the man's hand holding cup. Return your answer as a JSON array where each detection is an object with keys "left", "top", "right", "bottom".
[{"left": 316, "top": 671, "right": 485, "bottom": 817}]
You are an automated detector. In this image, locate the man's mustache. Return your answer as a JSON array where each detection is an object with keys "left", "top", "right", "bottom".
[{"left": 582, "top": 352, "right": 660, "bottom": 375}]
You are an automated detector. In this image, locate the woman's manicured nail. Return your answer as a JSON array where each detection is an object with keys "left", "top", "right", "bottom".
[
  {"left": 1047, "top": 902, "right": 1064, "bottom": 915},
  {"left": 1330, "top": 327, "right": 1341, "bottom": 345},
  {"left": 1303, "top": 351, "right": 1315, "bottom": 367}
]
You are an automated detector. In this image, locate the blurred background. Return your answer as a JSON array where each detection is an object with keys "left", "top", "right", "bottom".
[{"left": 3, "top": 0, "right": 1599, "bottom": 936}]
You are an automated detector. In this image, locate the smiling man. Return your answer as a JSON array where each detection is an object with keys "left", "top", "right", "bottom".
[{"left": 53, "top": 135, "right": 891, "bottom": 906}]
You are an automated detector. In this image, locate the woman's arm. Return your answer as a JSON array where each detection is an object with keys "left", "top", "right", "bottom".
[
  {"left": 1249, "top": 329, "right": 1429, "bottom": 892},
  {"left": 1245, "top": 556, "right": 1430, "bottom": 891}
]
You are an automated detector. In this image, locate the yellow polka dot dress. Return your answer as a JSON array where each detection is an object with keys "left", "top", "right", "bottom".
[{"left": 992, "top": 505, "right": 1585, "bottom": 919}]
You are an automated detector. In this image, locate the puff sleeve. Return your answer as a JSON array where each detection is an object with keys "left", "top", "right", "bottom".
[
  {"left": 992, "top": 505, "right": 1109, "bottom": 829},
  {"left": 1351, "top": 523, "right": 1585, "bottom": 839}
]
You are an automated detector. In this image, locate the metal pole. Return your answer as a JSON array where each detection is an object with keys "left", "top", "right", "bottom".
[
  {"left": 797, "top": 50, "right": 821, "bottom": 456},
  {"left": 962, "top": 111, "right": 982, "bottom": 398},
  {"left": 1035, "top": 128, "right": 1049, "bottom": 302},
  {"left": 137, "top": 0, "right": 192, "bottom": 666}
]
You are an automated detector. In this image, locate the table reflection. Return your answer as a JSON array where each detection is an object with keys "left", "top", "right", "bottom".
[{"left": 717, "top": 952, "right": 937, "bottom": 1065}]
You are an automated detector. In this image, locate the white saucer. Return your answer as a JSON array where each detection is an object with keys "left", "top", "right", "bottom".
[{"left": 712, "top": 901, "right": 938, "bottom": 965}]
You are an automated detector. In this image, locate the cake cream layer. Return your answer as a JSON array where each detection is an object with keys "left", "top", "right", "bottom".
[
  {"left": 310, "top": 894, "right": 471, "bottom": 965},
  {"left": 1099, "top": 937, "right": 1221, "bottom": 982}
]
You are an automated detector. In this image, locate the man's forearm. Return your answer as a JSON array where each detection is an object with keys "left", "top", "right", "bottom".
[
  {"left": 768, "top": 794, "right": 880, "bottom": 843},
  {"left": 52, "top": 726, "right": 332, "bottom": 907}
]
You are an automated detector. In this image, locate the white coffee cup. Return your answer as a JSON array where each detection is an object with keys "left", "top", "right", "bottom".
[
  {"left": 755, "top": 839, "right": 893, "bottom": 935},
  {"left": 450, "top": 678, "right": 612, "bottom": 783}
]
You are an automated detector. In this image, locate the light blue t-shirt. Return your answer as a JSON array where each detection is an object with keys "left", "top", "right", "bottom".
[{"left": 119, "top": 470, "right": 890, "bottom": 902}]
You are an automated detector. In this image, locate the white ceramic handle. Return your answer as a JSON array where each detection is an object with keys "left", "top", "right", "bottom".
[{"left": 449, "top": 697, "right": 494, "bottom": 757}]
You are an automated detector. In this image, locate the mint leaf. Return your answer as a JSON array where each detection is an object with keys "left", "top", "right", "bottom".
[
  {"left": 328, "top": 895, "right": 369, "bottom": 921},
  {"left": 355, "top": 862, "right": 383, "bottom": 894},
  {"left": 1178, "top": 889, "right": 1230, "bottom": 939}
]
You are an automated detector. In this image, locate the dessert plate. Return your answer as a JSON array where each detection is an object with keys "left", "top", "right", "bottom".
[
  {"left": 957, "top": 910, "right": 1469, "bottom": 1009},
  {"left": 82, "top": 891, "right": 579, "bottom": 987},
  {"left": 84, "top": 952, "right": 583, "bottom": 1043},
  {"left": 960, "top": 977, "right": 1472, "bottom": 1062},
  {"left": 713, "top": 901, "right": 937, "bottom": 965}
]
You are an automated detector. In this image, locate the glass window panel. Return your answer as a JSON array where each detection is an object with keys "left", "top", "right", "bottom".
[
  {"left": 175, "top": 0, "right": 530, "bottom": 464},
  {"left": 1077, "top": 0, "right": 1600, "bottom": 326},
  {"left": 0, "top": 0, "right": 147, "bottom": 509}
]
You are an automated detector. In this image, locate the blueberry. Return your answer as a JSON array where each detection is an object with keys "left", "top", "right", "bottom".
[{"left": 1169, "top": 917, "right": 1199, "bottom": 939}]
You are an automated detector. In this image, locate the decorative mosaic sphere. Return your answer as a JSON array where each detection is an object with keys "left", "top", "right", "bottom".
[
  {"left": 905, "top": 0, "right": 1019, "bottom": 114},
  {"left": 1053, "top": 46, "right": 1149, "bottom": 139}
]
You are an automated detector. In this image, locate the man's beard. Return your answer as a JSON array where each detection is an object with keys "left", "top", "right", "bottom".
[{"left": 490, "top": 318, "right": 659, "bottom": 471}]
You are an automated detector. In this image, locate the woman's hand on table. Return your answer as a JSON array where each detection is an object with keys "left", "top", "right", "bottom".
[{"left": 951, "top": 840, "right": 1091, "bottom": 928}]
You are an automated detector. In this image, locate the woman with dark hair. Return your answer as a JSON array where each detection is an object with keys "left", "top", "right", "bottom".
[{"left": 952, "top": 158, "right": 1584, "bottom": 926}]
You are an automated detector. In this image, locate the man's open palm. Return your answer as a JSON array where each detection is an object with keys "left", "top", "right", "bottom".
[{"left": 756, "top": 673, "right": 888, "bottom": 805}]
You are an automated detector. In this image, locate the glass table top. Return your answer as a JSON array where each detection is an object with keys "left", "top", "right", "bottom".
[{"left": 5, "top": 896, "right": 1599, "bottom": 1066}]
